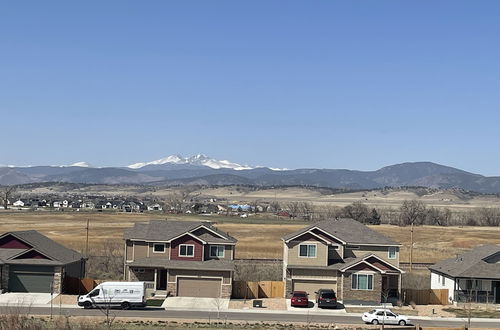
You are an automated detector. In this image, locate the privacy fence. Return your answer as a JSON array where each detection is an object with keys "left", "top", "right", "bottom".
[
  {"left": 62, "top": 277, "right": 97, "bottom": 295},
  {"left": 232, "top": 281, "right": 284, "bottom": 299},
  {"left": 402, "top": 288, "right": 449, "bottom": 305}
]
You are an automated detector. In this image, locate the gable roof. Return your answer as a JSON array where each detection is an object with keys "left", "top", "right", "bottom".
[
  {"left": 429, "top": 244, "right": 500, "bottom": 279},
  {"left": 282, "top": 218, "right": 399, "bottom": 246},
  {"left": 0, "top": 230, "right": 83, "bottom": 265},
  {"left": 124, "top": 220, "right": 237, "bottom": 244}
]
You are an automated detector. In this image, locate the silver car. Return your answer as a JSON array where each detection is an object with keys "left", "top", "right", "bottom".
[{"left": 362, "top": 308, "right": 410, "bottom": 326}]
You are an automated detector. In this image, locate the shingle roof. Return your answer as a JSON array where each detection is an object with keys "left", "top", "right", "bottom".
[
  {"left": 282, "top": 218, "right": 399, "bottom": 246},
  {"left": 0, "top": 230, "right": 83, "bottom": 265},
  {"left": 3, "top": 231, "right": 83, "bottom": 264},
  {"left": 124, "top": 220, "right": 237, "bottom": 243},
  {"left": 128, "top": 258, "right": 235, "bottom": 271},
  {"left": 429, "top": 244, "right": 500, "bottom": 279}
]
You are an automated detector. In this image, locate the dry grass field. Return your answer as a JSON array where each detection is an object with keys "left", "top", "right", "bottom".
[{"left": 0, "top": 211, "right": 499, "bottom": 263}]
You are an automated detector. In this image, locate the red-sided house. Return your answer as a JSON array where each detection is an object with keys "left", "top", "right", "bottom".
[
  {"left": 0, "top": 230, "right": 85, "bottom": 293},
  {"left": 124, "top": 220, "right": 237, "bottom": 298}
]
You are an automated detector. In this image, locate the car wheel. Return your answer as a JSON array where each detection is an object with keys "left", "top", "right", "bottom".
[
  {"left": 121, "top": 301, "right": 131, "bottom": 310},
  {"left": 371, "top": 319, "right": 379, "bottom": 325},
  {"left": 399, "top": 320, "right": 406, "bottom": 326},
  {"left": 83, "top": 301, "right": 92, "bottom": 309}
]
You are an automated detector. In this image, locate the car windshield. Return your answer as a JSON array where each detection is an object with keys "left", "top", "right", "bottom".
[
  {"left": 368, "top": 310, "right": 377, "bottom": 314},
  {"left": 294, "top": 293, "right": 307, "bottom": 297},
  {"left": 321, "top": 293, "right": 335, "bottom": 298}
]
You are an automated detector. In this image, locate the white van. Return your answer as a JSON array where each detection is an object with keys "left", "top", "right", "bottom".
[{"left": 78, "top": 281, "right": 146, "bottom": 309}]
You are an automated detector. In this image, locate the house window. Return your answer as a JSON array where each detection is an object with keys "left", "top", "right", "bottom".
[
  {"left": 153, "top": 243, "right": 166, "bottom": 253},
  {"left": 388, "top": 247, "right": 397, "bottom": 259},
  {"left": 210, "top": 245, "right": 225, "bottom": 258},
  {"left": 352, "top": 273, "right": 373, "bottom": 290},
  {"left": 299, "top": 244, "right": 317, "bottom": 258},
  {"left": 179, "top": 244, "right": 194, "bottom": 257}
]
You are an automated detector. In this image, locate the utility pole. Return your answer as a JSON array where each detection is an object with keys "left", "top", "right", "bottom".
[
  {"left": 85, "top": 218, "right": 90, "bottom": 277},
  {"left": 409, "top": 222, "right": 414, "bottom": 272}
]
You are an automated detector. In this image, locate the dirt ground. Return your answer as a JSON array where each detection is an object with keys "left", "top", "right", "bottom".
[{"left": 51, "top": 295, "right": 79, "bottom": 305}]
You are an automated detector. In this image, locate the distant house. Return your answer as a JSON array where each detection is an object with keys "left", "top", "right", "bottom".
[
  {"left": 228, "top": 204, "right": 252, "bottom": 212},
  {"left": 147, "top": 203, "right": 163, "bottom": 211},
  {"left": 53, "top": 201, "right": 61, "bottom": 208},
  {"left": 13, "top": 200, "right": 24, "bottom": 208},
  {"left": 429, "top": 245, "right": 500, "bottom": 304},
  {"left": 0, "top": 230, "right": 85, "bottom": 293},
  {"left": 81, "top": 201, "right": 95, "bottom": 209}
]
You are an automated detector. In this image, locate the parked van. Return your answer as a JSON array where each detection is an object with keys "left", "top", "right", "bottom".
[{"left": 78, "top": 281, "right": 146, "bottom": 309}]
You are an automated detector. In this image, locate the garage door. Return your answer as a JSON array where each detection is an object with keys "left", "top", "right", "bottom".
[
  {"left": 177, "top": 277, "right": 221, "bottom": 298},
  {"left": 292, "top": 280, "right": 337, "bottom": 296},
  {"left": 8, "top": 265, "right": 54, "bottom": 293}
]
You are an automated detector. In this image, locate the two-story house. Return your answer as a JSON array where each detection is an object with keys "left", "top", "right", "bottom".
[
  {"left": 123, "top": 220, "right": 237, "bottom": 298},
  {"left": 282, "top": 218, "right": 403, "bottom": 305}
]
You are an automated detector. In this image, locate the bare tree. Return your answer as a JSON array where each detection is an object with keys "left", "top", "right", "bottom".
[
  {"left": 399, "top": 200, "right": 426, "bottom": 226},
  {"left": 0, "top": 185, "right": 17, "bottom": 210}
]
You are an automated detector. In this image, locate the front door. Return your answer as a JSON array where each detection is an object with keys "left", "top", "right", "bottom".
[{"left": 157, "top": 269, "right": 167, "bottom": 290}]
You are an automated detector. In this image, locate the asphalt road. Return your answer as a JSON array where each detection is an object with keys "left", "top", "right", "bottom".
[{"left": 5, "top": 306, "right": 499, "bottom": 328}]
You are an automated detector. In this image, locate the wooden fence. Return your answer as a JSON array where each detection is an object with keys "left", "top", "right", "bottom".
[
  {"left": 63, "top": 277, "right": 97, "bottom": 295},
  {"left": 402, "top": 289, "right": 449, "bottom": 305},
  {"left": 232, "top": 281, "right": 284, "bottom": 299}
]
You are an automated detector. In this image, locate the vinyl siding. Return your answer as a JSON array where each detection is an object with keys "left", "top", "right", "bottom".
[
  {"left": 170, "top": 235, "right": 203, "bottom": 261},
  {"left": 287, "top": 234, "right": 328, "bottom": 267},
  {"left": 345, "top": 245, "right": 399, "bottom": 266},
  {"left": 133, "top": 241, "right": 148, "bottom": 259}
]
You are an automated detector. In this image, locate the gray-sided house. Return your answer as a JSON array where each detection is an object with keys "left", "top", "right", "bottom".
[
  {"left": 0, "top": 230, "right": 85, "bottom": 293},
  {"left": 282, "top": 218, "right": 404, "bottom": 305},
  {"left": 124, "top": 220, "right": 237, "bottom": 298},
  {"left": 430, "top": 244, "right": 500, "bottom": 304}
]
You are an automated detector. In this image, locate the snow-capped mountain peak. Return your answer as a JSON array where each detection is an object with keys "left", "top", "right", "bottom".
[
  {"left": 69, "top": 161, "right": 93, "bottom": 168},
  {"left": 128, "top": 154, "right": 255, "bottom": 170}
]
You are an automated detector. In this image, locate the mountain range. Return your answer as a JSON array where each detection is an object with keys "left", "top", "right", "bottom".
[{"left": 1, "top": 155, "right": 500, "bottom": 193}]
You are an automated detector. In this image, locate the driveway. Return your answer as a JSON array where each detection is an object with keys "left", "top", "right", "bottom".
[
  {"left": 286, "top": 299, "right": 346, "bottom": 314},
  {"left": 0, "top": 293, "right": 56, "bottom": 306},
  {"left": 163, "top": 297, "right": 230, "bottom": 311}
]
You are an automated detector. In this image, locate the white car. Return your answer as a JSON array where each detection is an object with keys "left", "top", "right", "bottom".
[{"left": 362, "top": 309, "right": 410, "bottom": 326}]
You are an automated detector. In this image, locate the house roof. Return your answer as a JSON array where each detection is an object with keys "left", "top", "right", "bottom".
[
  {"left": 128, "top": 258, "right": 235, "bottom": 271},
  {"left": 287, "top": 254, "right": 403, "bottom": 274},
  {"left": 282, "top": 218, "right": 399, "bottom": 246},
  {"left": 0, "top": 230, "right": 83, "bottom": 265},
  {"left": 429, "top": 244, "right": 500, "bottom": 279},
  {"left": 124, "top": 220, "right": 237, "bottom": 244}
]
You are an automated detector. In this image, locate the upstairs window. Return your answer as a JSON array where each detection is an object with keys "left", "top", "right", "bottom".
[
  {"left": 210, "top": 245, "right": 225, "bottom": 258},
  {"left": 153, "top": 243, "right": 166, "bottom": 253},
  {"left": 388, "top": 247, "right": 397, "bottom": 259},
  {"left": 299, "top": 244, "right": 317, "bottom": 258},
  {"left": 179, "top": 244, "right": 194, "bottom": 257}
]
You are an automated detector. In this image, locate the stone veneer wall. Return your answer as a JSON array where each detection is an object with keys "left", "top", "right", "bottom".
[
  {"left": 53, "top": 266, "right": 62, "bottom": 294},
  {"left": 342, "top": 272, "right": 382, "bottom": 304}
]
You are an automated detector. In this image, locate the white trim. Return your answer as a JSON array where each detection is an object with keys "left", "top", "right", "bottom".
[
  {"left": 169, "top": 232, "right": 207, "bottom": 244},
  {"left": 190, "top": 225, "right": 228, "bottom": 240},
  {"left": 341, "top": 260, "right": 384, "bottom": 273},
  {"left": 284, "top": 226, "right": 347, "bottom": 245},
  {"left": 153, "top": 243, "right": 167, "bottom": 254},
  {"left": 178, "top": 244, "right": 195, "bottom": 257},
  {"left": 298, "top": 243, "right": 317, "bottom": 258},
  {"left": 209, "top": 245, "right": 225, "bottom": 258}
]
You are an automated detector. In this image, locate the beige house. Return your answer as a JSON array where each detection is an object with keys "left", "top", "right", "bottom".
[
  {"left": 124, "top": 220, "right": 237, "bottom": 298},
  {"left": 282, "top": 218, "right": 403, "bottom": 305}
]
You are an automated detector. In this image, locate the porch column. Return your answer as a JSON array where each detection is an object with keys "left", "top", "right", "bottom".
[
  {"left": 154, "top": 269, "right": 158, "bottom": 290},
  {"left": 398, "top": 273, "right": 402, "bottom": 300}
]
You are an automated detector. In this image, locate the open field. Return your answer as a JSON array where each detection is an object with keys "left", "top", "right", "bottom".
[{"left": 0, "top": 211, "right": 499, "bottom": 262}]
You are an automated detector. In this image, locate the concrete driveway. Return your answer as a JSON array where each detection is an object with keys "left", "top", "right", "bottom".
[
  {"left": 163, "top": 297, "right": 230, "bottom": 311},
  {"left": 286, "top": 299, "right": 346, "bottom": 314},
  {"left": 0, "top": 293, "right": 56, "bottom": 306}
]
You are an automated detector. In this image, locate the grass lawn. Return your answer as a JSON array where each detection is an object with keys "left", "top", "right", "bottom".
[{"left": 145, "top": 299, "right": 165, "bottom": 307}]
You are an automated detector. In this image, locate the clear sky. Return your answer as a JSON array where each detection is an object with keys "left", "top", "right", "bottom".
[{"left": 1, "top": 1, "right": 499, "bottom": 174}]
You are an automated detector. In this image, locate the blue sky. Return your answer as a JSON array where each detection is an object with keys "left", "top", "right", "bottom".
[{"left": 1, "top": 1, "right": 499, "bottom": 174}]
